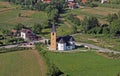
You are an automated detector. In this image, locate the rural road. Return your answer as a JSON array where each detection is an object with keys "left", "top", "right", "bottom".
[
  {"left": 75, "top": 42, "right": 120, "bottom": 54},
  {"left": 0, "top": 44, "right": 18, "bottom": 48},
  {"left": 1, "top": 39, "right": 120, "bottom": 54}
]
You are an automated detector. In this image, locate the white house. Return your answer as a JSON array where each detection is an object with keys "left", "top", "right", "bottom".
[
  {"left": 20, "top": 28, "right": 38, "bottom": 41},
  {"left": 101, "top": 0, "right": 108, "bottom": 3}
]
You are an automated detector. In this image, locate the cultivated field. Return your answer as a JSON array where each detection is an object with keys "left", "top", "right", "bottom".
[
  {"left": 46, "top": 51, "right": 120, "bottom": 76},
  {"left": 67, "top": 7, "right": 120, "bottom": 24},
  {"left": 0, "top": 50, "right": 41, "bottom": 76},
  {"left": 0, "top": 1, "right": 48, "bottom": 29}
]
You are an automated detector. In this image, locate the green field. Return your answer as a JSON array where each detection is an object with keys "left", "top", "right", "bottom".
[
  {"left": 0, "top": 1, "right": 48, "bottom": 29},
  {"left": 0, "top": 50, "right": 41, "bottom": 76},
  {"left": 62, "top": 7, "right": 120, "bottom": 25},
  {"left": 46, "top": 51, "right": 120, "bottom": 76}
]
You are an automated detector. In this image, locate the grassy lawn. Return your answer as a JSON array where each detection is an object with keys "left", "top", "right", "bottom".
[
  {"left": 46, "top": 51, "right": 120, "bottom": 76},
  {"left": 73, "top": 34, "right": 120, "bottom": 51},
  {"left": 0, "top": 50, "right": 41, "bottom": 76}
]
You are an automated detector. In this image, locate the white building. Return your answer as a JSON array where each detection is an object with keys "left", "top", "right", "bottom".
[
  {"left": 50, "top": 24, "right": 75, "bottom": 51},
  {"left": 20, "top": 28, "right": 38, "bottom": 41},
  {"left": 57, "top": 35, "right": 75, "bottom": 51},
  {"left": 101, "top": 0, "right": 108, "bottom": 3}
]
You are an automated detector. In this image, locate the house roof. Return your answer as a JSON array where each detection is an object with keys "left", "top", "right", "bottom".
[
  {"left": 82, "top": 0, "right": 87, "bottom": 3},
  {"left": 57, "top": 35, "right": 75, "bottom": 45},
  {"left": 59, "top": 38, "right": 65, "bottom": 43},
  {"left": 11, "top": 29, "right": 17, "bottom": 33},
  {"left": 21, "top": 28, "right": 32, "bottom": 33},
  {"left": 68, "top": 2, "right": 75, "bottom": 7},
  {"left": 67, "top": 0, "right": 74, "bottom": 2},
  {"left": 42, "top": 0, "right": 51, "bottom": 3},
  {"left": 21, "top": 28, "right": 36, "bottom": 36}
]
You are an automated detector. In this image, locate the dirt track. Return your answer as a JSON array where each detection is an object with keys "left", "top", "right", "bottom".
[{"left": 32, "top": 50, "right": 47, "bottom": 76}]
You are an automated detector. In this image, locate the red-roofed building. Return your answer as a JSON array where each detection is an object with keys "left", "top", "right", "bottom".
[
  {"left": 82, "top": 0, "right": 87, "bottom": 4},
  {"left": 66, "top": 0, "right": 78, "bottom": 9},
  {"left": 11, "top": 29, "right": 18, "bottom": 36},
  {"left": 41, "top": 0, "right": 51, "bottom": 3},
  {"left": 68, "top": 2, "right": 76, "bottom": 9}
]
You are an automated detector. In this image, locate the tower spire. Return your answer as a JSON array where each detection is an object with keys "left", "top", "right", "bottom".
[{"left": 51, "top": 22, "right": 56, "bottom": 33}]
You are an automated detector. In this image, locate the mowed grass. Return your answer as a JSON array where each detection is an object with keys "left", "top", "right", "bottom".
[
  {"left": 46, "top": 51, "right": 120, "bottom": 76},
  {"left": 0, "top": 50, "right": 41, "bottom": 76}
]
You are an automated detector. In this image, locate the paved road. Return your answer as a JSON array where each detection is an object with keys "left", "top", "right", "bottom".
[
  {"left": 1, "top": 38, "right": 120, "bottom": 54},
  {"left": 75, "top": 42, "right": 120, "bottom": 54},
  {"left": 0, "top": 44, "right": 18, "bottom": 49},
  {"left": 0, "top": 39, "right": 47, "bottom": 49}
]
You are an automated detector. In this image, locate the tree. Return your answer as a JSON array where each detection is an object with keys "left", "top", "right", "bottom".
[
  {"left": 14, "top": 23, "right": 25, "bottom": 30},
  {"left": 35, "top": 1, "right": 48, "bottom": 11},
  {"left": 47, "top": 8, "right": 59, "bottom": 22},
  {"left": 101, "top": 24, "right": 110, "bottom": 34},
  {"left": 32, "top": 23, "right": 42, "bottom": 34},
  {"left": 51, "top": 0, "right": 65, "bottom": 13},
  {"left": 48, "top": 64, "right": 63, "bottom": 76},
  {"left": 110, "top": 19, "right": 120, "bottom": 36},
  {"left": 0, "top": 41, "right": 3, "bottom": 46},
  {"left": 72, "top": 25, "right": 77, "bottom": 34},
  {"left": 82, "top": 16, "right": 99, "bottom": 33},
  {"left": 107, "top": 13, "right": 118, "bottom": 24},
  {"left": 67, "top": 13, "right": 81, "bottom": 26}
]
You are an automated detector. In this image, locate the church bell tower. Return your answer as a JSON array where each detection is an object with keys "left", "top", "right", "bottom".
[{"left": 50, "top": 24, "right": 57, "bottom": 50}]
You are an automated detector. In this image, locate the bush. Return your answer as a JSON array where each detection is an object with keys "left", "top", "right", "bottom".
[
  {"left": 66, "top": 13, "right": 81, "bottom": 26},
  {"left": 47, "top": 64, "right": 64, "bottom": 76},
  {"left": 0, "top": 47, "right": 31, "bottom": 54},
  {"left": 35, "top": 43, "right": 64, "bottom": 76}
]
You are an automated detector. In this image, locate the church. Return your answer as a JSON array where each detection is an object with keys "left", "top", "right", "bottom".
[{"left": 50, "top": 24, "right": 75, "bottom": 51}]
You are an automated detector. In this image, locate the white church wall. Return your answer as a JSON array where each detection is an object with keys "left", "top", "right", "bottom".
[{"left": 58, "top": 43, "right": 66, "bottom": 51}]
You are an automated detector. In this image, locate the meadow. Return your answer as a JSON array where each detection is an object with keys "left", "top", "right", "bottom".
[
  {"left": 0, "top": 1, "right": 48, "bottom": 29},
  {"left": 46, "top": 51, "right": 120, "bottom": 76},
  {"left": 0, "top": 50, "right": 41, "bottom": 76},
  {"left": 64, "top": 7, "right": 120, "bottom": 25},
  {"left": 73, "top": 34, "right": 120, "bottom": 52}
]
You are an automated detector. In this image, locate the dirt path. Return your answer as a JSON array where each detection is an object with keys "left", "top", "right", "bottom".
[{"left": 32, "top": 50, "right": 47, "bottom": 76}]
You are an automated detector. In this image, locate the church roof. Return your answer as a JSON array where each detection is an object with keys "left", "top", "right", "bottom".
[
  {"left": 59, "top": 38, "right": 65, "bottom": 43},
  {"left": 57, "top": 35, "right": 75, "bottom": 45}
]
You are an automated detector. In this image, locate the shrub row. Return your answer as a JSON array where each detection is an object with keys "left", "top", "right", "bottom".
[
  {"left": 35, "top": 43, "right": 66, "bottom": 76},
  {"left": 0, "top": 47, "right": 31, "bottom": 54}
]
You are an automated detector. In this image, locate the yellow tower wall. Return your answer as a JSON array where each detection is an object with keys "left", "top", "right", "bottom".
[{"left": 50, "top": 32, "right": 56, "bottom": 50}]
